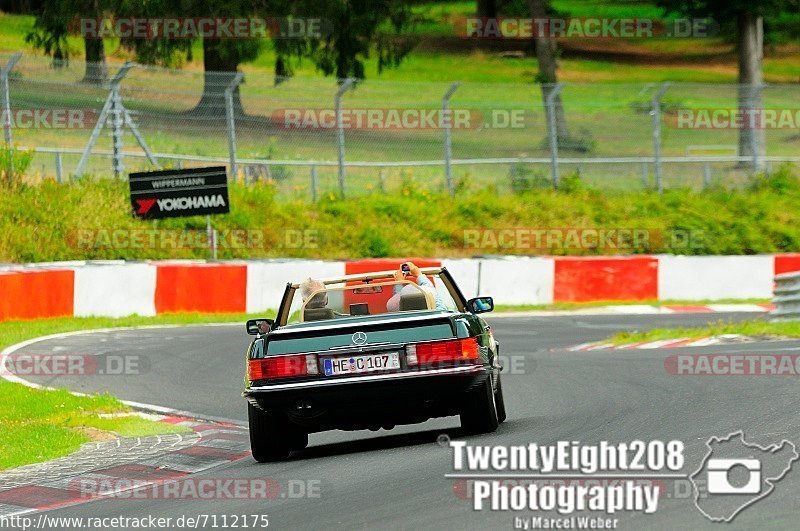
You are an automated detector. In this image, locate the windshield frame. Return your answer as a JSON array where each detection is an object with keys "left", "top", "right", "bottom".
[{"left": 275, "top": 267, "right": 466, "bottom": 326}]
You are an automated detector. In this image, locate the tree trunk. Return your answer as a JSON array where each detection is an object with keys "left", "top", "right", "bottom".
[
  {"left": 477, "top": 0, "right": 497, "bottom": 18},
  {"left": 736, "top": 11, "right": 764, "bottom": 168},
  {"left": 528, "top": 0, "right": 569, "bottom": 140},
  {"left": 193, "top": 38, "right": 244, "bottom": 117},
  {"left": 82, "top": 37, "right": 107, "bottom": 85}
]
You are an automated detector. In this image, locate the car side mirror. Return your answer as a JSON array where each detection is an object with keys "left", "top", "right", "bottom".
[
  {"left": 246, "top": 318, "right": 274, "bottom": 335},
  {"left": 467, "top": 296, "right": 494, "bottom": 314}
]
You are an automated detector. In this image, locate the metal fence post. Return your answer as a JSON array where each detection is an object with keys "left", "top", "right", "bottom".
[
  {"left": 651, "top": 82, "right": 670, "bottom": 193},
  {"left": 310, "top": 164, "right": 317, "bottom": 202},
  {"left": 111, "top": 82, "right": 124, "bottom": 178},
  {"left": 703, "top": 162, "right": 711, "bottom": 189},
  {"left": 75, "top": 61, "right": 134, "bottom": 177},
  {"left": 1, "top": 53, "right": 21, "bottom": 148},
  {"left": 641, "top": 161, "right": 648, "bottom": 188},
  {"left": 1, "top": 53, "right": 21, "bottom": 180},
  {"left": 55, "top": 152, "right": 63, "bottom": 182},
  {"left": 225, "top": 72, "right": 244, "bottom": 182},
  {"left": 545, "top": 83, "right": 564, "bottom": 189},
  {"left": 442, "top": 81, "right": 460, "bottom": 197},
  {"left": 750, "top": 84, "right": 765, "bottom": 172},
  {"left": 335, "top": 78, "right": 355, "bottom": 198}
]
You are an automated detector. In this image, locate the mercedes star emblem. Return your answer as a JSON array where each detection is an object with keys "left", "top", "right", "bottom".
[{"left": 352, "top": 331, "right": 368, "bottom": 345}]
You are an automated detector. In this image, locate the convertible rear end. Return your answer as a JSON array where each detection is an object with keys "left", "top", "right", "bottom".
[
  {"left": 246, "top": 312, "right": 487, "bottom": 428},
  {"left": 242, "top": 268, "right": 506, "bottom": 461}
]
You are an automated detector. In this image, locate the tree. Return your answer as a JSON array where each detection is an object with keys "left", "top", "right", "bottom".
[
  {"left": 27, "top": 0, "right": 418, "bottom": 115},
  {"left": 276, "top": 0, "right": 416, "bottom": 81},
  {"left": 656, "top": 0, "right": 798, "bottom": 164},
  {"left": 25, "top": 0, "right": 109, "bottom": 85},
  {"left": 528, "top": 0, "right": 570, "bottom": 141},
  {"left": 477, "top": 0, "right": 498, "bottom": 18},
  {"left": 117, "top": 0, "right": 273, "bottom": 116}
]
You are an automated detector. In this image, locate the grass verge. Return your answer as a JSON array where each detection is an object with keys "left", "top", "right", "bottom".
[
  {"left": 494, "top": 298, "right": 770, "bottom": 312},
  {"left": 607, "top": 319, "right": 800, "bottom": 345},
  {"left": 2, "top": 166, "right": 799, "bottom": 262},
  {"left": 0, "top": 312, "right": 274, "bottom": 471}
]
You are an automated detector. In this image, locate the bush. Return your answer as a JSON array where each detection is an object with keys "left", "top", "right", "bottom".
[
  {"left": 557, "top": 130, "right": 597, "bottom": 153},
  {"left": 557, "top": 172, "right": 586, "bottom": 194},
  {"left": 509, "top": 163, "right": 552, "bottom": 192},
  {"left": 538, "top": 129, "right": 597, "bottom": 153},
  {"left": 0, "top": 145, "right": 33, "bottom": 185},
  {"left": 748, "top": 164, "right": 799, "bottom": 194},
  {"left": 629, "top": 96, "right": 686, "bottom": 115},
  {"left": 1, "top": 165, "right": 799, "bottom": 262},
  {"left": 357, "top": 228, "right": 393, "bottom": 257}
]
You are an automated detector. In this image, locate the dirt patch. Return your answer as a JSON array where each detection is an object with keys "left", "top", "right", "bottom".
[{"left": 73, "top": 427, "right": 118, "bottom": 442}]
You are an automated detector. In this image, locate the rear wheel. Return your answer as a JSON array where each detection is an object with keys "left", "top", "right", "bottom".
[
  {"left": 248, "top": 403, "right": 295, "bottom": 462},
  {"left": 289, "top": 430, "right": 309, "bottom": 451},
  {"left": 494, "top": 374, "right": 507, "bottom": 423},
  {"left": 460, "top": 376, "right": 499, "bottom": 435}
]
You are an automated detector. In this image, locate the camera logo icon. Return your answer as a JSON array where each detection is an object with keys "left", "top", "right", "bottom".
[
  {"left": 706, "top": 458, "right": 761, "bottom": 494},
  {"left": 691, "top": 431, "right": 798, "bottom": 522}
]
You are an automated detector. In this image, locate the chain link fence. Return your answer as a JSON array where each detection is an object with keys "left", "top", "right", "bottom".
[{"left": 2, "top": 52, "right": 799, "bottom": 198}]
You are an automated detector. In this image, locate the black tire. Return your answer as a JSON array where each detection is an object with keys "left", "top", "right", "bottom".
[
  {"left": 248, "top": 403, "right": 291, "bottom": 462},
  {"left": 289, "top": 430, "right": 309, "bottom": 451},
  {"left": 460, "top": 375, "right": 499, "bottom": 435},
  {"left": 494, "top": 374, "right": 507, "bottom": 424}
]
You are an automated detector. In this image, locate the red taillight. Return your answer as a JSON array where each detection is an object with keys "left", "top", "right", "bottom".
[
  {"left": 406, "top": 337, "right": 480, "bottom": 366},
  {"left": 248, "top": 354, "right": 317, "bottom": 380}
]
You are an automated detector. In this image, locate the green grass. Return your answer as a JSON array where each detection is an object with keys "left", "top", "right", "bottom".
[
  {"left": 0, "top": 312, "right": 278, "bottom": 470},
  {"left": 607, "top": 319, "right": 800, "bottom": 345},
  {"left": 2, "top": 165, "right": 799, "bottom": 262},
  {"left": 494, "top": 298, "right": 770, "bottom": 312},
  {"left": 1, "top": 9, "right": 797, "bottom": 178},
  {"left": 0, "top": 385, "right": 191, "bottom": 471}
]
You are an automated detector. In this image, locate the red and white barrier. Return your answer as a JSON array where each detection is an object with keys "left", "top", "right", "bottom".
[
  {"left": 1, "top": 254, "right": 799, "bottom": 321},
  {"left": 74, "top": 263, "right": 157, "bottom": 317},
  {"left": 553, "top": 256, "right": 658, "bottom": 302},
  {"left": 442, "top": 257, "right": 555, "bottom": 304},
  {"left": 657, "top": 255, "right": 775, "bottom": 300}
]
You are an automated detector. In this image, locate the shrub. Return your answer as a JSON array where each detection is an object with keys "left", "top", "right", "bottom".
[{"left": 0, "top": 145, "right": 34, "bottom": 185}]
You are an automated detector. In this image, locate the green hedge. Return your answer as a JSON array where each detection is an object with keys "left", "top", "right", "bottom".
[{"left": 1, "top": 165, "right": 798, "bottom": 262}]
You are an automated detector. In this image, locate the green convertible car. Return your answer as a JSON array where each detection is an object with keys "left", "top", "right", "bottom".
[{"left": 242, "top": 266, "right": 506, "bottom": 462}]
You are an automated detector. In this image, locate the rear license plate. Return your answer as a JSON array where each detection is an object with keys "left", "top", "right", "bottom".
[{"left": 323, "top": 352, "right": 400, "bottom": 376}]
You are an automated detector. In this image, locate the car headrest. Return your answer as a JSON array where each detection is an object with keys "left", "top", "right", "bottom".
[
  {"left": 303, "top": 307, "right": 336, "bottom": 322},
  {"left": 399, "top": 291, "right": 431, "bottom": 311}
]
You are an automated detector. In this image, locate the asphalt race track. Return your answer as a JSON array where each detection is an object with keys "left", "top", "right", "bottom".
[{"left": 12, "top": 313, "right": 800, "bottom": 529}]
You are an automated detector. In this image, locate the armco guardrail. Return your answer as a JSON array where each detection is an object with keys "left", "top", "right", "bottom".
[{"left": 772, "top": 272, "right": 800, "bottom": 321}]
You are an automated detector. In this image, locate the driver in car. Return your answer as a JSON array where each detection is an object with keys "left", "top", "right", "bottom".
[
  {"left": 300, "top": 278, "right": 348, "bottom": 318},
  {"left": 387, "top": 262, "right": 447, "bottom": 311}
]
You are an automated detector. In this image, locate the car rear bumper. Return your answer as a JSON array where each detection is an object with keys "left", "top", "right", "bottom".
[
  {"left": 243, "top": 365, "right": 489, "bottom": 431},
  {"left": 245, "top": 365, "right": 484, "bottom": 394}
]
